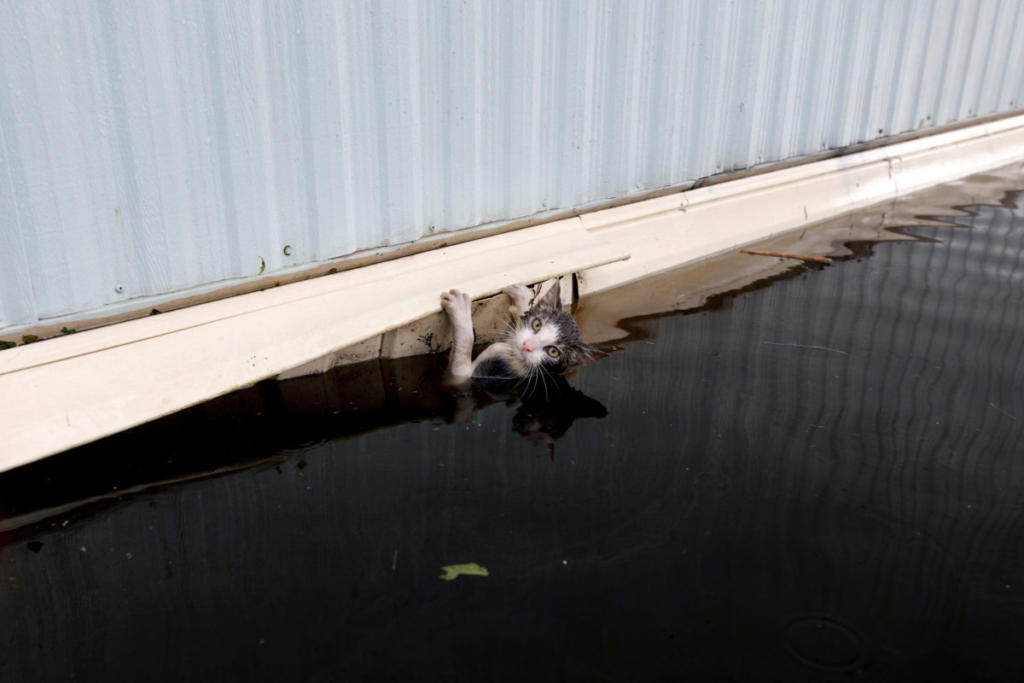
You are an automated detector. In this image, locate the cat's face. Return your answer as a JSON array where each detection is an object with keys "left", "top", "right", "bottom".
[{"left": 507, "top": 283, "right": 598, "bottom": 375}]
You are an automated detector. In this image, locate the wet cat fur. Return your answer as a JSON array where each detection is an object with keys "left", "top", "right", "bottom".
[{"left": 440, "top": 281, "right": 600, "bottom": 387}]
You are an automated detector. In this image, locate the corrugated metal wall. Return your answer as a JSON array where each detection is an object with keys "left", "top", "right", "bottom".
[{"left": 2, "top": 0, "right": 1024, "bottom": 334}]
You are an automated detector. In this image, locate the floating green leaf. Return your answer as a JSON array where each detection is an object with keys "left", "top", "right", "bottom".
[{"left": 439, "top": 562, "right": 489, "bottom": 581}]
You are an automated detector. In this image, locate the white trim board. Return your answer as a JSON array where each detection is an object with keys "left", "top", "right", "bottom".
[
  {"left": 2, "top": 112, "right": 1024, "bottom": 471},
  {"left": 0, "top": 222, "right": 627, "bottom": 471},
  {"left": 578, "top": 113, "right": 1024, "bottom": 294}
]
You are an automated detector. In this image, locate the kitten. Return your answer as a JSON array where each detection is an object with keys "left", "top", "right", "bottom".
[{"left": 440, "top": 280, "right": 601, "bottom": 385}]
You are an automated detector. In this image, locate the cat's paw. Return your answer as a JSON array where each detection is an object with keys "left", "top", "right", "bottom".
[
  {"left": 502, "top": 283, "right": 532, "bottom": 300},
  {"left": 441, "top": 289, "right": 472, "bottom": 320},
  {"left": 502, "top": 283, "right": 533, "bottom": 316}
]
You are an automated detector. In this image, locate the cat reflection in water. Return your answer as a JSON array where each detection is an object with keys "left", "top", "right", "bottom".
[{"left": 440, "top": 281, "right": 606, "bottom": 456}]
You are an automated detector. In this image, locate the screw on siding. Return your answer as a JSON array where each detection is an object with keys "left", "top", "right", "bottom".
[
  {"left": 283, "top": 245, "right": 293, "bottom": 256},
  {"left": 115, "top": 284, "right": 125, "bottom": 294}
]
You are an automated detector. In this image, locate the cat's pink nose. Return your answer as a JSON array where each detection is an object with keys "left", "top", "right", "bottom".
[{"left": 521, "top": 339, "right": 537, "bottom": 353}]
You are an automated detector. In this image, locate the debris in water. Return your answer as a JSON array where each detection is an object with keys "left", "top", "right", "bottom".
[
  {"left": 762, "top": 341, "right": 849, "bottom": 356},
  {"left": 741, "top": 248, "right": 832, "bottom": 263},
  {"left": 439, "top": 562, "right": 489, "bottom": 581},
  {"left": 988, "top": 402, "right": 1017, "bottom": 421}
]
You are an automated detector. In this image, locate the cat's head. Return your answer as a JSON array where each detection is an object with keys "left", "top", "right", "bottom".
[{"left": 507, "top": 281, "right": 600, "bottom": 375}]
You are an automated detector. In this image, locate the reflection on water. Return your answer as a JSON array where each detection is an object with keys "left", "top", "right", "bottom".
[
  {"left": 575, "top": 163, "right": 1024, "bottom": 344},
  {"left": 451, "top": 372, "right": 608, "bottom": 458},
  {"left": 0, "top": 353, "right": 609, "bottom": 532},
  {"left": 2, "top": 165, "right": 1024, "bottom": 681}
]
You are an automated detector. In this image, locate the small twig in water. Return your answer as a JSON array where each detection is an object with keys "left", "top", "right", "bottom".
[
  {"left": 989, "top": 402, "right": 1017, "bottom": 421},
  {"left": 763, "top": 341, "right": 849, "bottom": 356},
  {"left": 392, "top": 549, "right": 399, "bottom": 571},
  {"left": 741, "top": 249, "right": 832, "bottom": 264}
]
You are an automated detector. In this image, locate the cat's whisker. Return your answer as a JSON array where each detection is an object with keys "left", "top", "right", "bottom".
[
  {"left": 524, "top": 367, "right": 540, "bottom": 401},
  {"left": 519, "top": 374, "right": 531, "bottom": 400},
  {"left": 547, "top": 368, "right": 564, "bottom": 397},
  {"left": 481, "top": 319, "right": 520, "bottom": 342},
  {"left": 525, "top": 366, "right": 543, "bottom": 401},
  {"left": 524, "top": 365, "right": 545, "bottom": 402},
  {"left": 539, "top": 367, "right": 554, "bottom": 402},
  {"left": 492, "top": 317, "right": 518, "bottom": 332}
]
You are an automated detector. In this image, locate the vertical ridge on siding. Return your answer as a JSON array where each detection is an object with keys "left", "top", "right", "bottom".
[{"left": 2, "top": 0, "right": 1024, "bottom": 334}]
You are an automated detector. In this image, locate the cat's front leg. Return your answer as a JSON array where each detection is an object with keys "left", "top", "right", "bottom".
[
  {"left": 441, "top": 289, "right": 475, "bottom": 381},
  {"left": 503, "top": 283, "right": 533, "bottom": 319}
]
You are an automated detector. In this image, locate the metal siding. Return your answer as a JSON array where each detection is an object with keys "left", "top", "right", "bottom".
[{"left": 1, "top": 0, "right": 1023, "bottom": 332}]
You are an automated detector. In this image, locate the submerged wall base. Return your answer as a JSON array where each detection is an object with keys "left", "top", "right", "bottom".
[{"left": 2, "top": 113, "right": 1024, "bottom": 470}]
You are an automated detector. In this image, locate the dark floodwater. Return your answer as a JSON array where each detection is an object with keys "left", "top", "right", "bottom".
[{"left": 3, "top": 182, "right": 1024, "bottom": 682}]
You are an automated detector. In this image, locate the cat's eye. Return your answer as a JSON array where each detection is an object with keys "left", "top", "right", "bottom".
[
  {"left": 545, "top": 346, "right": 560, "bottom": 359},
  {"left": 531, "top": 318, "right": 542, "bottom": 332}
]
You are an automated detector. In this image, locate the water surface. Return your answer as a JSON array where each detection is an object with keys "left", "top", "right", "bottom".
[{"left": 2, "top": 171, "right": 1024, "bottom": 682}]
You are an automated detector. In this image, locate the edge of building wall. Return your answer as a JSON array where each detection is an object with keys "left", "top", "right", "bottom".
[
  {"left": 6, "top": 110, "right": 1020, "bottom": 345},
  {"left": 577, "top": 112, "right": 1024, "bottom": 295},
  {"left": 2, "top": 112, "right": 1024, "bottom": 471}
]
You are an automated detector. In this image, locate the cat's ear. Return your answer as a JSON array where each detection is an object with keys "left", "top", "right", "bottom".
[{"left": 535, "top": 279, "right": 561, "bottom": 309}]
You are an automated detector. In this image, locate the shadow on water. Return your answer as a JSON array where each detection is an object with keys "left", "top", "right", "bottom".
[
  {"left": 0, "top": 353, "right": 607, "bottom": 538},
  {"left": 2, "top": 163, "right": 1024, "bottom": 681}
]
